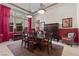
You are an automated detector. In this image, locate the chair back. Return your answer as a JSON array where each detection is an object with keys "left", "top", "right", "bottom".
[
  {"left": 37, "top": 30, "right": 45, "bottom": 39},
  {"left": 27, "top": 32, "right": 36, "bottom": 39},
  {"left": 67, "top": 32, "right": 76, "bottom": 40}
]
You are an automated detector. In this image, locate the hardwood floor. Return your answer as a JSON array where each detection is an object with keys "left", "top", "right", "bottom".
[{"left": 7, "top": 41, "right": 63, "bottom": 56}]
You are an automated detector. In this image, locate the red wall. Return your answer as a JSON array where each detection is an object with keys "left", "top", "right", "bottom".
[
  {"left": 7, "top": 28, "right": 79, "bottom": 43},
  {"left": 8, "top": 28, "right": 79, "bottom": 43},
  {"left": 77, "top": 29, "right": 79, "bottom": 43},
  {"left": 59, "top": 28, "right": 79, "bottom": 43}
]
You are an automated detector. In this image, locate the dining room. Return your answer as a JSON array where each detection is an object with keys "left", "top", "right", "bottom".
[{"left": 0, "top": 3, "right": 79, "bottom": 56}]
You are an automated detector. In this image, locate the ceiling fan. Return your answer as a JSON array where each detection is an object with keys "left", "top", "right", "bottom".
[
  {"left": 9, "top": 3, "right": 58, "bottom": 16},
  {"left": 37, "top": 3, "right": 46, "bottom": 14}
]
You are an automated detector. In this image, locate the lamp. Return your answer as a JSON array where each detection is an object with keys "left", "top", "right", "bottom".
[{"left": 38, "top": 4, "right": 45, "bottom": 14}]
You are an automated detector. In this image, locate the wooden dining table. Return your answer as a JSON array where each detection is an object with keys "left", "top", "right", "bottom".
[
  {"left": 27, "top": 35, "right": 45, "bottom": 50},
  {"left": 21, "top": 31, "right": 52, "bottom": 55}
]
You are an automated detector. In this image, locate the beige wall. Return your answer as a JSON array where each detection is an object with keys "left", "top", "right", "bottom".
[
  {"left": 34, "top": 3, "right": 77, "bottom": 28},
  {"left": 77, "top": 4, "right": 79, "bottom": 28}
]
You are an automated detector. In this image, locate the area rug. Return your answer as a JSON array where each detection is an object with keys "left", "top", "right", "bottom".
[{"left": 7, "top": 41, "right": 64, "bottom": 56}]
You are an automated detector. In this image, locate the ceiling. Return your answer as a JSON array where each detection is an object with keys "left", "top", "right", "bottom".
[
  {"left": 11, "top": 3, "right": 50, "bottom": 12},
  {"left": 1, "top": 3, "right": 57, "bottom": 15}
]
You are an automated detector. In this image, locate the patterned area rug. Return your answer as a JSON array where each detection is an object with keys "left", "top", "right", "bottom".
[{"left": 7, "top": 41, "right": 64, "bottom": 56}]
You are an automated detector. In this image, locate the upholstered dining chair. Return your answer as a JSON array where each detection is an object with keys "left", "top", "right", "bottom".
[
  {"left": 41, "top": 32, "right": 53, "bottom": 55},
  {"left": 62, "top": 32, "right": 76, "bottom": 46},
  {"left": 21, "top": 31, "right": 36, "bottom": 47},
  {"left": 21, "top": 33, "right": 28, "bottom": 47},
  {"left": 27, "top": 32, "right": 37, "bottom": 48}
]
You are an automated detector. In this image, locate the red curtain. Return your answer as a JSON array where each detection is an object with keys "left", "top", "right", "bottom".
[
  {"left": 28, "top": 17, "right": 32, "bottom": 33},
  {"left": 0, "top": 5, "right": 11, "bottom": 42}
]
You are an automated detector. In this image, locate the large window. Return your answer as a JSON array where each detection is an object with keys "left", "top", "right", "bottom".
[
  {"left": 10, "top": 22, "right": 13, "bottom": 32},
  {"left": 16, "top": 23, "right": 23, "bottom": 32},
  {"left": 10, "top": 15, "right": 14, "bottom": 32},
  {"left": 10, "top": 9, "right": 28, "bottom": 32}
]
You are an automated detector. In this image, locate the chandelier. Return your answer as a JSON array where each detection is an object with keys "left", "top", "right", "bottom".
[{"left": 38, "top": 3, "right": 45, "bottom": 14}]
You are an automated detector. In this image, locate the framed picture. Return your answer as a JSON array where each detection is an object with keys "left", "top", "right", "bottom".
[{"left": 62, "top": 18, "right": 72, "bottom": 28}]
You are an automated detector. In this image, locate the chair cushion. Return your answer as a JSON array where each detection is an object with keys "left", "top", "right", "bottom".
[
  {"left": 62, "top": 37, "right": 71, "bottom": 41},
  {"left": 22, "top": 39, "right": 28, "bottom": 41},
  {"left": 68, "top": 33, "right": 75, "bottom": 38}
]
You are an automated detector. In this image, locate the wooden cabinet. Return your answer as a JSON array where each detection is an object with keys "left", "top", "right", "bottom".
[{"left": 44, "top": 23, "right": 60, "bottom": 41}]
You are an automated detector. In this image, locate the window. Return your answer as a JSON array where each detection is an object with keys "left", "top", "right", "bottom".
[
  {"left": 10, "top": 9, "right": 28, "bottom": 32},
  {"left": 16, "top": 23, "right": 23, "bottom": 32},
  {"left": 10, "top": 22, "right": 13, "bottom": 32},
  {"left": 10, "top": 15, "right": 14, "bottom": 32}
]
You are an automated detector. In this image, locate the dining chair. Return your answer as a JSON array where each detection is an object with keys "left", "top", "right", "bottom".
[
  {"left": 41, "top": 32, "right": 53, "bottom": 55},
  {"left": 62, "top": 32, "right": 76, "bottom": 46},
  {"left": 21, "top": 33, "right": 28, "bottom": 47}
]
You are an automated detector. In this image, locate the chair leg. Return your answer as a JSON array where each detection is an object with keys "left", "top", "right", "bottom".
[
  {"left": 62, "top": 40, "right": 64, "bottom": 43},
  {"left": 46, "top": 45, "right": 50, "bottom": 55},
  {"left": 71, "top": 44, "right": 72, "bottom": 47},
  {"left": 71, "top": 42, "right": 74, "bottom": 47},
  {"left": 21, "top": 40, "right": 23, "bottom": 46},
  {"left": 24, "top": 42, "right": 27, "bottom": 47},
  {"left": 29, "top": 43, "right": 34, "bottom": 52},
  {"left": 27, "top": 42, "right": 29, "bottom": 48}
]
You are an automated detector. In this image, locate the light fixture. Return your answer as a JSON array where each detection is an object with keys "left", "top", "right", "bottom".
[
  {"left": 38, "top": 4, "right": 45, "bottom": 14},
  {"left": 38, "top": 9, "right": 45, "bottom": 14},
  {"left": 27, "top": 15, "right": 32, "bottom": 18}
]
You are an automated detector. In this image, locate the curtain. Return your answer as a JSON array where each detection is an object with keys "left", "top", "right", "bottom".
[
  {"left": 0, "top": 5, "right": 11, "bottom": 42},
  {"left": 28, "top": 17, "right": 32, "bottom": 33},
  {"left": 0, "top": 5, "right": 3, "bottom": 42}
]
